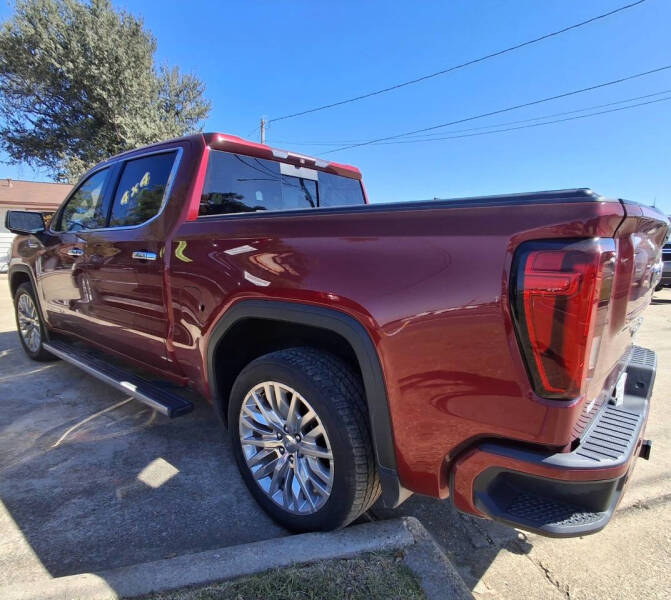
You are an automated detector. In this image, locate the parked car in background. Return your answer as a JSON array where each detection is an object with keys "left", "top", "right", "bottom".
[{"left": 5, "top": 133, "right": 669, "bottom": 536}]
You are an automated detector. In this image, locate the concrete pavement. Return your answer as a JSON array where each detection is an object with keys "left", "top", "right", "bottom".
[{"left": 0, "top": 275, "right": 286, "bottom": 584}]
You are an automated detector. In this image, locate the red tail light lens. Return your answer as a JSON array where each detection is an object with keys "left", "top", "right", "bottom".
[{"left": 511, "top": 239, "right": 616, "bottom": 400}]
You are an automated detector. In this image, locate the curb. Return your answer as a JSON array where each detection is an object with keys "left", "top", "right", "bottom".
[{"left": 0, "top": 517, "right": 472, "bottom": 600}]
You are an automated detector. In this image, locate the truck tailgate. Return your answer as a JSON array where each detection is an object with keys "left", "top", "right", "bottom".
[{"left": 582, "top": 201, "right": 667, "bottom": 429}]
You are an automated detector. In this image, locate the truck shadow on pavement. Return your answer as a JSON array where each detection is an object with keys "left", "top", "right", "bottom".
[
  {"left": 0, "top": 330, "right": 287, "bottom": 584},
  {"left": 0, "top": 326, "right": 523, "bottom": 592}
]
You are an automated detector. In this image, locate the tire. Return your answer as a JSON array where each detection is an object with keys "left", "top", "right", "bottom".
[
  {"left": 13, "top": 282, "right": 56, "bottom": 362},
  {"left": 655, "top": 283, "right": 663, "bottom": 292},
  {"left": 228, "top": 347, "right": 380, "bottom": 531}
]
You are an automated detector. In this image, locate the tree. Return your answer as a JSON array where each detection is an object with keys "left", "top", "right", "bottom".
[{"left": 0, "top": 0, "right": 211, "bottom": 182}]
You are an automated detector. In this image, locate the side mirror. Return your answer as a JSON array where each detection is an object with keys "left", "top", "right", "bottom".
[{"left": 5, "top": 211, "right": 45, "bottom": 235}]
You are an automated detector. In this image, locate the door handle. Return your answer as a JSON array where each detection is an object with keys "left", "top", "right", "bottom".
[
  {"left": 132, "top": 250, "right": 157, "bottom": 261},
  {"left": 67, "top": 247, "right": 84, "bottom": 257}
]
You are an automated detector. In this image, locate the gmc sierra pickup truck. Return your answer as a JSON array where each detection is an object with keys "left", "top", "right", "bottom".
[{"left": 6, "top": 133, "right": 668, "bottom": 536}]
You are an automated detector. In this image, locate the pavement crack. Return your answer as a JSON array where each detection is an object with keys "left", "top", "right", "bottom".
[
  {"left": 618, "top": 492, "right": 671, "bottom": 515},
  {"left": 522, "top": 551, "right": 571, "bottom": 600},
  {"left": 460, "top": 514, "right": 495, "bottom": 546}
]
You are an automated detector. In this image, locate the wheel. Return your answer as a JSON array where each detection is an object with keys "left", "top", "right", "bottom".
[
  {"left": 13, "top": 282, "right": 56, "bottom": 361},
  {"left": 655, "top": 283, "right": 663, "bottom": 292},
  {"left": 228, "top": 347, "right": 380, "bottom": 531}
]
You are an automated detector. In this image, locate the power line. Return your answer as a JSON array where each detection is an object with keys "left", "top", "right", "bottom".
[
  {"left": 268, "top": 0, "right": 648, "bottom": 123},
  {"left": 245, "top": 124, "right": 260, "bottom": 138},
  {"left": 364, "top": 95, "right": 671, "bottom": 145},
  {"left": 273, "top": 89, "right": 671, "bottom": 146},
  {"left": 322, "top": 64, "right": 671, "bottom": 154},
  {"left": 377, "top": 89, "right": 671, "bottom": 140}
]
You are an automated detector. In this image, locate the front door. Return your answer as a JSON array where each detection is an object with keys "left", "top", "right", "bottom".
[
  {"left": 78, "top": 150, "right": 179, "bottom": 374},
  {"left": 38, "top": 167, "right": 113, "bottom": 332}
]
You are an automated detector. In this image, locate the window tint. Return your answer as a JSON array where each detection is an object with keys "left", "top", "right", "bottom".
[
  {"left": 281, "top": 175, "right": 317, "bottom": 208},
  {"left": 200, "top": 152, "right": 282, "bottom": 216},
  {"left": 110, "top": 152, "right": 176, "bottom": 227},
  {"left": 316, "top": 172, "right": 365, "bottom": 207},
  {"left": 55, "top": 169, "right": 109, "bottom": 232},
  {"left": 200, "top": 151, "right": 364, "bottom": 216}
]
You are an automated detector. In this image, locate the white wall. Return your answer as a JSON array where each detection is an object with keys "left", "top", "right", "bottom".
[{"left": 0, "top": 208, "right": 17, "bottom": 273}]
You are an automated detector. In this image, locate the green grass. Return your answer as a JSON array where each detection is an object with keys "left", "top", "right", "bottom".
[{"left": 137, "top": 552, "right": 425, "bottom": 600}]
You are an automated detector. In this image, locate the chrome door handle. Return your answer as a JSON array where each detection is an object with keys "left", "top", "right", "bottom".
[
  {"left": 67, "top": 247, "right": 84, "bottom": 257},
  {"left": 132, "top": 250, "right": 157, "bottom": 261}
]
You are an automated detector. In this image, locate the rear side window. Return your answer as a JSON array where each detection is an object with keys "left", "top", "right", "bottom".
[
  {"left": 199, "top": 150, "right": 364, "bottom": 216},
  {"left": 54, "top": 168, "right": 110, "bottom": 232},
  {"left": 109, "top": 152, "right": 176, "bottom": 227}
]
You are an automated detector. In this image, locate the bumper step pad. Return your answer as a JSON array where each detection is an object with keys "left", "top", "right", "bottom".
[
  {"left": 504, "top": 492, "right": 601, "bottom": 529},
  {"left": 472, "top": 345, "right": 656, "bottom": 537}
]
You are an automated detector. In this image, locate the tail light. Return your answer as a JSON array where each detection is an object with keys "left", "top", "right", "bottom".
[{"left": 510, "top": 238, "right": 616, "bottom": 400}]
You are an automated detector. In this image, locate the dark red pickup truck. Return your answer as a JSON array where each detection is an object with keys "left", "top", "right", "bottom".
[{"left": 6, "top": 133, "right": 668, "bottom": 536}]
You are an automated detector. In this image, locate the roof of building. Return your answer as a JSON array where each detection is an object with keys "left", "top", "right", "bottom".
[{"left": 0, "top": 178, "right": 72, "bottom": 211}]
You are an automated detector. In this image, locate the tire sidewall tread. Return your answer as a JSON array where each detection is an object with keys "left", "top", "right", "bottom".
[
  {"left": 228, "top": 347, "right": 380, "bottom": 531},
  {"left": 13, "top": 282, "right": 55, "bottom": 362}
]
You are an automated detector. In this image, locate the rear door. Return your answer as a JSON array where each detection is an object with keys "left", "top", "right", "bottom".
[{"left": 79, "top": 150, "right": 180, "bottom": 371}]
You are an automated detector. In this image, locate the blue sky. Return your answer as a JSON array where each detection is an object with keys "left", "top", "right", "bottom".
[{"left": 1, "top": 0, "right": 670, "bottom": 213}]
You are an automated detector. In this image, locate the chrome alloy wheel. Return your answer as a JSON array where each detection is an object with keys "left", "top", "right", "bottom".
[
  {"left": 17, "top": 293, "right": 41, "bottom": 353},
  {"left": 239, "top": 381, "right": 335, "bottom": 514}
]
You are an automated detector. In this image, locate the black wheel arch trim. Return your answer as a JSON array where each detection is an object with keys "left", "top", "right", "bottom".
[
  {"left": 206, "top": 299, "right": 410, "bottom": 507},
  {"left": 8, "top": 264, "right": 50, "bottom": 338}
]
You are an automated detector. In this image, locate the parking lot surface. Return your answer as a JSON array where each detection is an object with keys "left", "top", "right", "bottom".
[
  {"left": 0, "top": 276, "right": 286, "bottom": 585},
  {"left": 1, "top": 275, "right": 670, "bottom": 599}
]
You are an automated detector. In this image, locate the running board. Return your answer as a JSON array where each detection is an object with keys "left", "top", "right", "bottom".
[{"left": 43, "top": 339, "right": 193, "bottom": 418}]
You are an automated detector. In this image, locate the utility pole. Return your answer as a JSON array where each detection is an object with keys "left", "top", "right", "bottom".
[{"left": 260, "top": 117, "right": 267, "bottom": 144}]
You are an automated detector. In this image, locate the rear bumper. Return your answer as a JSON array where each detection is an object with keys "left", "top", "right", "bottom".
[{"left": 451, "top": 346, "right": 656, "bottom": 537}]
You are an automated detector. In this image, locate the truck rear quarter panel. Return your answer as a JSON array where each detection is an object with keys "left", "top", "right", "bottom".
[{"left": 171, "top": 198, "right": 626, "bottom": 497}]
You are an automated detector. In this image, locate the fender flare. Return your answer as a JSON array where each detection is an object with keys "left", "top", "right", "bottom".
[
  {"left": 206, "top": 299, "right": 410, "bottom": 507},
  {"left": 7, "top": 264, "right": 50, "bottom": 332}
]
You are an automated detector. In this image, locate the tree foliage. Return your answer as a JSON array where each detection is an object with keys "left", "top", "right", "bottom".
[{"left": 0, "top": 0, "right": 211, "bottom": 182}]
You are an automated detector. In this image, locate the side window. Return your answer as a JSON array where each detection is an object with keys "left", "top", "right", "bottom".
[
  {"left": 54, "top": 169, "right": 110, "bottom": 232},
  {"left": 109, "top": 152, "right": 176, "bottom": 227}
]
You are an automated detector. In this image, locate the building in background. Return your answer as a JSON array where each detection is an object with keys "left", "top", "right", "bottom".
[{"left": 0, "top": 178, "right": 72, "bottom": 272}]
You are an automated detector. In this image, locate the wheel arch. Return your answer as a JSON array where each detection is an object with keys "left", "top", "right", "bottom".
[
  {"left": 8, "top": 265, "right": 48, "bottom": 328},
  {"left": 8, "top": 265, "right": 32, "bottom": 297},
  {"left": 206, "top": 299, "right": 410, "bottom": 507}
]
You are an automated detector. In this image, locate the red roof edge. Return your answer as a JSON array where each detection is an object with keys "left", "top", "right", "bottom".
[{"left": 203, "top": 133, "right": 362, "bottom": 180}]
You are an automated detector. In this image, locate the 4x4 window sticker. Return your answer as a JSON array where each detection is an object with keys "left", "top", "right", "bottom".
[{"left": 119, "top": 170, "right": 151, "bottom": 206}]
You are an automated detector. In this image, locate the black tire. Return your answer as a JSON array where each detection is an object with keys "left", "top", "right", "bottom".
[
  {"left": 655, "top": 283, "right": 663, "bottom": 292},
  {"left": 228, "top": 347, "right": 381, "bottom": 531},
  {"left": 13, "top": 282, "right": 56, "bottom": 362}
]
